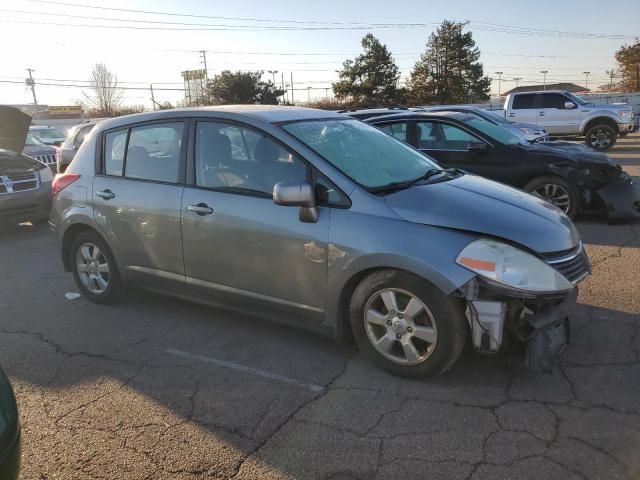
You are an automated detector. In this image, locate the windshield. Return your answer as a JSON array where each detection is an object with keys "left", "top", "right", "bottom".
[
  {"left": 31, "top": 128, "right": 64, "bottom": 139},
  {"left": 564, "top": 92, "right": 588, "bottom": 106},
  {"left": 25, "top": 133, "right": 45, "bottom": 146},
  {"left": 283, "top": 119, "right": 440, "bottom": 189},
  {"left": 457, "top": 116, "right": 522, "bottom": 146},
  {"left": 479, "top": 109, "right": 508, "bottom": 124}
]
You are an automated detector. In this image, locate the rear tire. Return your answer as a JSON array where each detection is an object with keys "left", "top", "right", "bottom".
[
  {"left": 585, "top": 124, "right": 617, "bottom": 151},
  {"left": 70, "top": 230, "right": 122, "bottom": 304},
  {"left": 524, "top": 175, "right": 580, "bottom": 219},
  {"left": 349, "top": 269, "right": 468, "bottom": 379}
]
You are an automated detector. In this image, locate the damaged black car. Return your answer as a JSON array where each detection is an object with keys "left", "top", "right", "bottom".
[{"left": 366, "top": 111, "right": 640, "bottom": 221}]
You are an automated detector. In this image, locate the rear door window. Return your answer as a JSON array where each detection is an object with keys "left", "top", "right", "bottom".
[
  {"left": 124, "top": 122, "right": 184, "bottom": 183},
  {"left": 512, "top": 94, "right": 536, "bottom": 109}
]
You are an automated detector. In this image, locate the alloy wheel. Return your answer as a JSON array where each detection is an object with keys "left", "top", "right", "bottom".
[
  {"left": 589, "top": 128, "right": 612, "bottom": 149},
  {"left": 531, "top": 183, "right": 571, "bottom": 213},
  {"left": 364, "top": 288, "right": 438, "bottom": 365},
  {"left": 75, "top": 242, "right": 110, "bottom": 294}
]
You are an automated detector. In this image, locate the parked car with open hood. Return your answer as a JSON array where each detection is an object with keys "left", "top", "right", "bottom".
[
  {"left": 50, "top": 106, "right": 588, "bottom": 377},
  {"left": 503, "top": 90, "right": 637, "bottom": 151},
  {"left": 0, "top": 366, "right": 20, "bottom": 480},
  {"left": 367, "top": 111, "right": 640, "bottom": 220},
  {"left": 23, "top": 133, "right": 57, "bottom": 171},
  {"left": 28, "top": 125, "right": 66, "bottom": 147},
  {"left": 0, "top": 106, "right": 54, "bottom": 224},
  {"left": 412, "top": 105, "right": 548, "bottom": 143}
]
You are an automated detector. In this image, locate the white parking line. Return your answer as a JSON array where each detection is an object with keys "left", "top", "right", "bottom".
[{"left": 166, "top": 348, "right": 325, "bottom": 393}]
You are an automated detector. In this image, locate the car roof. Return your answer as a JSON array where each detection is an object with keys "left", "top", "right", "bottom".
[
  {"left": 366, "top": 111, "right": 473, "bottom": 123},
  {"left": 96, "top": 105, "right": 345, "bottom": 132}
]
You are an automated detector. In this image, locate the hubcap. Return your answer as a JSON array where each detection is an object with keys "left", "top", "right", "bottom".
[
  {"left": 589, "top": 129, "right": 612, "bottom": 149},
  {"left": 531, "top": 183, "right": 571, "bottom": 213},
  {"left": 75, "top": 242, "right": 110, "bottom": 294},
  {"left": 364, "top": 288, "right": 438, "bottom": 366}
]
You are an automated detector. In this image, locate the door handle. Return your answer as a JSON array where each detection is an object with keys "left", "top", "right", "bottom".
[
  {"left": 187, "top": 203, "right": 214, "bottom": 215},
  {"left": 96, "top": 189, "right": 115, "bottom": 200}
]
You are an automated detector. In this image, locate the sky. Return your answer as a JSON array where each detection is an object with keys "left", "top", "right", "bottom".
[{"left": 0, "top": 0, "right": 638, "bottom": 108}]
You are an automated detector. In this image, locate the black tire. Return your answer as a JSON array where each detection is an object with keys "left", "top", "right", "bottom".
[
  {"left": 523, "top": 175, "right": 580, "bottom": 219},
  {"left": 584, "top": 124, "right": 617, "bottom": 151},
  {"left": 349, "top": 269, "right": 468, "bottom": 379},
  {"left": 70, "top": 230, "right": 123, "bottom": 304}
]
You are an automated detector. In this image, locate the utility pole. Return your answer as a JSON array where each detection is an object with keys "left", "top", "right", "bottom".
[
  {"left": 25, "top": 68, "right": 38, "bottom": 118},
  {"left": 324, "top": 87, "right": 329, "bottom": 100},
  {"left": 290, "top": 72, "right": 294, "bottom": 105},
  {"left": 582, "top": 71, "right": 590, "bottom": 93},
  {"left": 540, "top": 70, "right": 549, "bottom": 90},
  {"left": 606, "top": 69, "right": 617, "bottom": 92},
  {"left": 150, "top": 84, "right": 156, "bottom": 110},
  {"left": 513, "top": 77, "right": 522, "bottom": 90},
  {"left": 199, "top": 50, "right": 208, "bottom": 78},
  {"left": 494, "top": 72, "right": 503, "bottom": 98},
  {"left": 307, "top": 86, "right": 312, "bottom": 103}
]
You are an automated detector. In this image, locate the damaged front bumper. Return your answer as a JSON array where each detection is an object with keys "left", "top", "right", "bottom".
[
  {"left": 461, "top": 278, "right": 581, "bottom": 372},
  {"left": 595, "top": 174, "right": 640, "bottom": 221}
]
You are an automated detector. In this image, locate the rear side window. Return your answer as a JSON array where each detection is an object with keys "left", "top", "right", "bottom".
[
  {"left": 124, "top": 123, "right": 184, "bottom": 183},
  {"left": 104, "top": 129, "right": 127, "bottom": 176},
  {"left": 512, "top": 94, "right": 536, "bottom": 109}
]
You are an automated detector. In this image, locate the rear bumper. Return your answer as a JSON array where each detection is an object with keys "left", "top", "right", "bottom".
[
  {"left": 0, "top": 183, "right": 51, "bottom": 223},
  {"left": 595, "top": 176, "right": 640, "bottom": 221}
]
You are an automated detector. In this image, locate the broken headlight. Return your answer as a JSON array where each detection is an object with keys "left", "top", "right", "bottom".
[{"left": 456, "top": 238, "right": 573, "bottom": 293}]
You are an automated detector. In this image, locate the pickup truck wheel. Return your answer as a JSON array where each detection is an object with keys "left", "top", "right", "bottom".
[
  {"left": 349, "top": 270, "right": 467, "bottom": 379},
  {"left": 585, "top": 124, "right": 617, "bottom": 151},
  {"left": 524, "top": 176, "right": 579, "bottom": 219}
]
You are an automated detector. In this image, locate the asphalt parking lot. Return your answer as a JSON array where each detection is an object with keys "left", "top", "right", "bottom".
[{"left": 1, "top": 134, "right": 639, "bottom": 480}]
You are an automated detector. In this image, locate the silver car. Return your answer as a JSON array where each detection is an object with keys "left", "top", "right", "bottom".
[{"left": 50, "top": 106, "right": 589, "bottom": 377}]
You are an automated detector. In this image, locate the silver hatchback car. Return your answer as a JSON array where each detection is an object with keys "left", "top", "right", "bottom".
[{"left": 50, "top": 106, "right": 589, "bottom": 378}]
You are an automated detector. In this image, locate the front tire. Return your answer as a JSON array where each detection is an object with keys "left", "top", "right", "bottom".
[
  {"left": 349, "top": 270, "right": 468, "bottom": 378},
  {"left": 524, "top": 175, "right": 580, "bottom": 219},
  {"left": 585, "top": 124, "right": 617, "bottom": 151},
  {"left": 70, "top": 230, "right": 122, "bottom": 304}
]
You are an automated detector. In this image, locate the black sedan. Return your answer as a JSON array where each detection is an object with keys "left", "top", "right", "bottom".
[
  {"left": 365, "top": 111, "right": 640, "bottom": 220},
  {"left": 0, "top": 367, "right": 19, "bottom": 480}
]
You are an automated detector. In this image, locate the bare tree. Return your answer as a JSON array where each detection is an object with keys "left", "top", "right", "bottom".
[{"left": 83, "top": 63, "right": 123, "bottom": 116}]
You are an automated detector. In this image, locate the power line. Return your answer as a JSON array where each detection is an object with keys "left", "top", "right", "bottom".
[{"left": 0, "top": 79, "right": 184, "bottom": 91}]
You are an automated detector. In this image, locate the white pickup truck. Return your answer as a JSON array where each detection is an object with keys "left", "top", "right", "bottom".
[{"left": 503, "top": 90, "right": 637, "bottom": 151}]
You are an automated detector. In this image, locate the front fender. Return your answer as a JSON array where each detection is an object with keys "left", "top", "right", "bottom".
[{"left": 579, "top": 113, "right": 621, "bottom": 133}]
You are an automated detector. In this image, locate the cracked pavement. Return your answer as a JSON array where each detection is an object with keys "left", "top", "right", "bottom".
[{"left": 1, "top": 137, "right": 639, "bottom": 479}]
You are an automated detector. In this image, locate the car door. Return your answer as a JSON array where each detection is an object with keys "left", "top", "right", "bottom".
[
  {"left": 92, "top": 121, "right": 187, "bottom": 290},
  {"left": 508, "top": 93, "right": 538, "bottom": 124},
  {"left": 534, "top": 93, "right": 580, "bottom": 135},
  {"left": 414, "top": 120, "right": 520, "bottom": 184},
  {"left": 180, "top": 119, "right": 330, "bottom": 321}
]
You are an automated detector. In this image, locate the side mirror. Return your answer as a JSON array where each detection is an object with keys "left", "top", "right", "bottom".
[
  {"left": 468, "top": 142, "right": 489, "bottom": 153},
  {"left": 564, "top": 101, "right": 576, "bottom": 109},
  {"left": 273, "top": 180, "right": 318, "bottom": 223}
]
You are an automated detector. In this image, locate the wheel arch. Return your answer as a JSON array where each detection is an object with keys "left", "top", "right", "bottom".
[
  {"left": 61, "top": 223, "right": 105, "bottom": 272},
  {"left": 582, "top": 116, "right": 619, "bottom": 135}
]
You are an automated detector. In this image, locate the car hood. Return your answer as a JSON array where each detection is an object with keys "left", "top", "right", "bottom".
[
  {"left": 23, "top": 145, "right": 57, "bottom": 156},
  {"left": 588, "top": 103, "right": 632, "bottom": 113},
  {"left": 0, "top": 106, "right": 31, "bottom": 154},
  {"left": 384, "top": 174, "right": 580, "bottom": 254},
  {"left": 0, "top": 150, "right": 44, "bottom": 175},
  {"left": 527, "top": 141, "right": 614, "bottom": 165},
  {"left": 507, "top": 122, "right": 545, "bottom": 132}
]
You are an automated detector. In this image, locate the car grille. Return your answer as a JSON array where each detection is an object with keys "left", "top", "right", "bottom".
[
  {"left": 541, "top": 242, "right": 590, "bottom": 283},
  {"left": 33, "top": 153, "right": 56, "bottom": 165},
  {"left": 0, "top": 172, "right": 40, "bottom": 195}
]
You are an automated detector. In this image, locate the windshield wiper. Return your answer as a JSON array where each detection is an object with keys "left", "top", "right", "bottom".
[{"left": 369, "top": 168, "right": 445, "bottom": 193}]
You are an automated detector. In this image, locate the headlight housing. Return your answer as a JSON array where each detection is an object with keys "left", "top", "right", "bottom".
[
  {"left": 38, "top": 165, "right": 53, "bottom": 183},
  {"left": 456, "top": 238, "right": 573, "bottom": 293},
  {"left": 619, "top": 111, "right": 633, "bottom": 120}
]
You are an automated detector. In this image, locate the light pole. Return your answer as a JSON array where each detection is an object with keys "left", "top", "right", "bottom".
[
  {"left": 513, "top": 77, "right": 522, "bottom": 91},
  {"left": 540, "top": 70, "right": 549, "bottom": 90},
  {"left": 285, "top": 84, "right": 290, "bottom": 104},
  {"left": 582, "top": 71, "right": 590, "bottom": 93},
  {"left": 494, "top": 72, "right": 503, "bottom": 98},
  {"left": 268, "top": 70, "right": 278, "bottom": 85},
  {"left": 324, "top": 87, "right": 329, "bottom": 100},
  {"left": 307, "top": 86, "right": 312, "bottom": 103}
]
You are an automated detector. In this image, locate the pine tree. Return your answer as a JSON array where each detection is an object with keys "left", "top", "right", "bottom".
[
  {"left": 333, "top": 33, "right": 401, "bottom": 106},
  {"left": 409, "top": 21, "right": 491, "bottom": 105}
]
